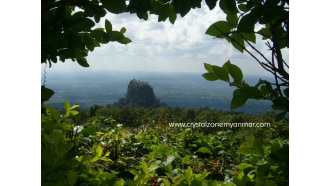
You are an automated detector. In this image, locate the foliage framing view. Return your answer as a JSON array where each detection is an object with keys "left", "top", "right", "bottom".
[{"left": 41, "top": 0, "right": 289, "bottom": 185}]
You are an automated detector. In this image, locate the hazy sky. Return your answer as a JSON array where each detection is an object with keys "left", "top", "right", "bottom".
[{"left": 45, "top": 2, "right": 288, "bottom": 76}]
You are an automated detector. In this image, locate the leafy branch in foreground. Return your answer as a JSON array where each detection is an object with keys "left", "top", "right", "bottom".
[
  {"left": 41, "top": 0, "right": 132, "bottom": 68},
  {"left": 202, "top": 0, "right": 289, "bottom": 120}
]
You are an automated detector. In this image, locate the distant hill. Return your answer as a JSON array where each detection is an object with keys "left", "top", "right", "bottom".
[
  {"left": 111, "top": 79, "right": 166, "bottom": 108},
  {"left": 44, "top": 71, "right": 273, "bottom": 114}
]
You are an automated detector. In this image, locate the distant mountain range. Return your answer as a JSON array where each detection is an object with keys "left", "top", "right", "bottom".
[{"left": 43, "top": 71, "right": 274, "bottom": 114}]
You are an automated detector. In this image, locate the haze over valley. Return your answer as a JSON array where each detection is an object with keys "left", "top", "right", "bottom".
[{"left": 44, "top": 71, "right": 273, "bottom": 114}]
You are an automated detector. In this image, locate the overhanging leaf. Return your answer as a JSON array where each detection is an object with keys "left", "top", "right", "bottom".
[
  {"left": 230, "top": 33, "right": 245, "bottom": 53},
  {"left": 72, "top": 18, "right": 95, "bottom": 31},
  {"left": 101, "top": 0, "right": 127, "bottom": 14},
  {"left": 242, "top": 86, "right": 263, "bottom": 99},
  {"left": 105, "top": 19, "right": 112, "bottom": 33},
  {"left": 205, "top": 0, "right": 217, "bottom": 10},
  {"left": 41, "top": 86, "right": 54, "bottom": 102},
  {"left": 241, "top": 32, "right": 256, "bottom": 43},
  {"left": 202, "top": 72, "right": 218, "bottom": 81},
  {"left": 237, "top": 13, "right": 258, "bottom": 32},
  {"left": 158, "top": 4, "right": 170, "bottom": 22},
  {"left": 226, "top": 13, "right": 239, "bottom": 26},
  {"left": 272, "top": 97, "right": 289, "bottom": 111},
  {"left": 219, "top": 0, "right": 239, "bottom": 14},
  {"left": 212, "top": 65, "right": 229, "bottom": 81},
  {"left": 204, "top": 63, "right": 214, "bottom": 72},
  {"left": 173, "top": 0, "right": 191, "bottom": 17},
  {"left": 231, "top": 91, "right": 248, "bottom": 109},
  {"left": 77, "top": 57, "right": 89, "bottom": 67},
  {"left": 168, "top": 4, "right": 177, "bottom": 24},
  {"left": 84, "top": 34, "right": 96, "bottom": 51},
  {"left": 120, "top": 27, "right": 127, "bottom": 34},
  {"left": 109, "top": 31, "right": 124, "bottom": 41},
  {"left": 224, "top": 61, "right": 243, "bottom": 83},
  {"left": 205, "top": 21, "right": 232, "bottom": 38},
  {"left": 118, "top": 37, "right": 132, "bottom": 44}
]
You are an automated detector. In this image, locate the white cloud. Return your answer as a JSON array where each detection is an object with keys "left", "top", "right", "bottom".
[{"left": 48, "top": 3, "right": 287, "bottom": 76}]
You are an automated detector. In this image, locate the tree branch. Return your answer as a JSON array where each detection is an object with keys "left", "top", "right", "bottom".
[{"left": 214, "top": 25, "right": 276, "bottom": 78}]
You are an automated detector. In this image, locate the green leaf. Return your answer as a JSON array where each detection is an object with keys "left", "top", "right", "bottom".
[
  {"left": 70, "top": 104, "right": 79, "bottom": 110},
  {"left": 148, "top": 163, "right": 159, "bottom": 172},
  {"left": 226, "top": 13, "right": 238, "bottom": 26},
  {"left": 168, "top": 5, "right": 177, "bottom": 24},
  {"left": 70, "top": 110, "right": 79, "bottom": 116},
  {"left": 41, "top": 86, "right": 54, "bottom": 102},
  {"left": 219, "top": 0, "right": 238, "bottom": 14},
  {"left": 162, "top": 178, "right": 171, "bottom": 186},
  {"left": 231, "top": 91, "right": 248, "bottom": 109},
  {"left": 272, "top": 97, "right": 289, "bottom": 111},
  {"left": 173, "top": 0, "right": 191, "bottom": 17},
  {"left": 197, "top": 147, "right": 213, "bottom": 155},
  {"left": 238, "top": 4, "right": 250, "bottom": 12},
  {"left": 237, "top": 146, "right": 254, "bottom": 154},
  {"left": 241, "top": 32, "right": 256, "bottom": 43},
  {"left": 158, "top": 4, "right": 170, "bottom": 22},
  {"left": 257, "top": 27, "right": 272, "bottom": 40},
  {"left": 212, "top": 65, "right": 229, "bottom": 81},
  {"left": 96, "top": 145, "right": 103, "bottom": 158},
  {"left": 237, "top": 13, "right": 257, "bottom": 32},
  {"left": 118, "top": 37, "right": 132, "bottom": 44},
  {"left": 224, "top": 61, "right": 243, "bottom": 83},
  {"left": 91, "top": 29, "right": 106, "bottom": 41},
  {"left": 231, "top": 33, "right": 245, "bottom": 53},
  {"left": 101, "top": 0, "right": 127, "bottom": 14},
  {"left": 184, "top": 166, "right": 193, "bottom": 185},
  {"left": 253, "top": 137, "right": 264, "bottom": 155},
  {"left": 120, "top": 27, "right": 127, "bottom": 34},
  {"left": 67, "top": 170, "right": 78, "bottom": 186},
  {"left": 181, "top": 155, "right": 193, "bottom": 165},
  {"left": 77, "top": 57, "right": 89, "bottom": 67},
  {"left": 72, "top": 18, "right": 95, "bottom": 31},
  {"left": 204, "top": 63, "right": 213, "bottom": 72},
  {"left": 61, "top": 123, "right": 73, "bottom": 131},
  {"left": 105, "top": 19, "right": 112, "bottom": 33},
  {"left": 109, "top": 31, "right": 124, "bottom": 41},
  {"left": 84, "top": 34, "right": 96, "bottom": 51},
  {"left": 140, "top": 161, "right": 148, "bottom": 174},
  {"left": 205, "top": 0, "right": 217, "bottom": 10},
  {"left": 64, "top": 100, "right": 70, "bottom": 112},
  {"left": 205, "top": 21, "right": 232, "bottom": 38},
  {"left": 237, "top": 163, "right": 253, "bottom": 170},
  {"left": 242, "top": 86, "right": 263, "bottom": 99},
  {"left": 202, "top": 72, "right": 218, "bottom": 81}
]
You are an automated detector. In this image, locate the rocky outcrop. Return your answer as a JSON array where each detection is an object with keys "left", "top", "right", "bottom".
[{"left": 113, "top": 79, "right": 165, "bottom": 108}]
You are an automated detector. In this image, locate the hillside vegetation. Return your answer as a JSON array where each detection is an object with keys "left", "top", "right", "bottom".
[{"left": 42, "top": 102, "right": 288, "bottom": 185}]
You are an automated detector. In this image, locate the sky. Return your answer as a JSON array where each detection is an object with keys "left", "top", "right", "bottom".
[{"left": 45, "top": 2, "right": 288, "bottom": 76}]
